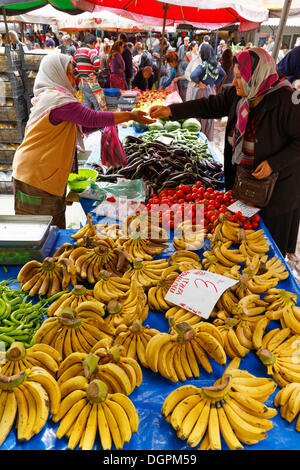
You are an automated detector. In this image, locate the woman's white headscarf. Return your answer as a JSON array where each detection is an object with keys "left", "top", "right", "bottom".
[{"left": 27, "top": 53, "right": 84, "bottom": 150}]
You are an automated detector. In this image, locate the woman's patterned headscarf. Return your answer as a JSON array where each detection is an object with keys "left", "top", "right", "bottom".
[{"left": 232, "top": 47, "right": 279, "bottom": 164}]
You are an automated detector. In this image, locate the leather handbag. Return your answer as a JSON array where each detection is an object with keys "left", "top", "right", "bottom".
[{"left": 232, "top": 165, "right": 279, "bottom": 208}]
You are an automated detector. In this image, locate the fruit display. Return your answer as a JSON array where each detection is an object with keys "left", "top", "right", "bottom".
[
  {"left": 47, "top": 285, "right": 98, "bottom": 317},
  {"left": 0, "top": 366, "right": 61, "bottom": 445},
  {"left": 173, "top": 222, "right": 206, "bottom": 251},
  {"left": 161, "top": 360, "right": 277, "bottom": 450},
  {"left": 147, "top": 265, "right": 180, "bottom": 312},
  {"left": 93, "top": 272, "right": 131, "bottom": 303},
  {"left": 165, "top": 305, "right": 203, "bottom": 328},
  {"left": 136, "top": 89, "right": 167, "bottom": 113},
  {"left": 53, "top": 379, "right": 139, "bottom": 450},
  {"left": 168, "top": 250, "right": 202, "bottom": 272}
]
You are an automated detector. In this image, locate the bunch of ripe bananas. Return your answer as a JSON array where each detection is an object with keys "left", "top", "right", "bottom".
[
  {"left": 147, "top": 265, "right": 179, "bottom": 312},
  {"left": 274, "top": 382, "right": 300, "bottom": 430},
  {"left": 57, "top": 341, "right": 142, "bottom": 396},
  {"left": 68, "top": 240, "right": 132, "bottom": 283},
  {"left": 118, "top": 213, "right": 169, "bottom": 261},
  {"left": 17, "top": 256, "right": 77, "bottom": 297},
  {"left": 93, "top": 272, "right": 131, "bottom": 303},
  {"left": 123, "top": 258, "right": 170, "bottom": 289},
  {"left": 168, "top": 250, "right": 202, "bottom": 272},
  {"left": 113, "top": 319, "right": 160, "bottom": 368},
  {"left": 165, "top": 305, "right": 203, "bottom": 328},
  {"left": 265, "top": 288, "right": 298, "bottom": 322},
  {"left": 213, "top": 294, "right": 268, "bottom": 358},
  {"left": 173, "top": 222, "right": 206, "bottom": 251},
  {"left": 256, "top": 329, "right": 300, "bottom": 387},
  {"left": 0, "top": 341, "right": 61, "bottom": 377},
  {"left": 53, "top": 379, "right": 139, "bottom": 450},
  {"left": 47, "top": 285, "right": 98, "bottom": 317},
  {"left": 162, "top": 359, "right": 277, "bottom": 450},
  {"left": 202, "top": 250, "right": 241, "bottom": 278},
  {"left": 34, "top": 302, "right": 114, "bottom": 359},
  {"left": 145, "top": 321, "right": 226, "bottom": 382},
  {"left": 104, "top": 281, "right": 148, "bottom": 329},
  {"left": 0, "top": 366, "right": 61, "bottom": 445}
]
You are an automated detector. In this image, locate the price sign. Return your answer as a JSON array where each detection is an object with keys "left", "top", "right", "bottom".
[
  {"left": 155, "top": 136, "right": 173, "bottom": 145},
  {"left": 165, "top": 270, "right": 238, "bottom": 319},
  {"left": 227, "top": 200, "right": 260, "bottom": 218}
]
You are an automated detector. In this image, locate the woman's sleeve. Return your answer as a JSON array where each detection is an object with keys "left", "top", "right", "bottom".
[
  {"left": 49, "top": 102, "right": 115, "bottom": 133},
  {"left": 190, "top": 64, "right": 204, "bottom": 84},
  {"left": 116, "top": 52, "right": 125, "bottom": 70},
  {"left": 169, "top": 85, "right": 236, "bottom": 121},
  {"left": 162, "top": 67, "right": 176, "bottom": 89}
]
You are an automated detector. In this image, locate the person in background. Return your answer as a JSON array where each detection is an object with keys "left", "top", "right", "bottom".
[
  {"left": 277, "top": 45, "right": 300, "bottom": 88},
  {"left": 185, "top": 41, "right": 200, "bottom": 63},
  {"left": 58, "top": 32, "right": 64, "bottom": 46},
  {"left": 119, "top": 33, "right": 134, "bottom": 89},
  {"left": 133, "top": 34, "right": 142, "bottom": 56},
  {"left": 59, "top": 35, "right": 76, "bottom": 57},
  {"left": 12, "top": 54, "right": 154, "bottom": 229},
  {"left": 147, "top": 33, "right": 160, "bottom": 52},
  {"left": 72, "top": 33, "right": 101, "bottom": 111},
  {"left": 178, "top": 36, "right": 190, "bottom": 61},
  {"left": 99, "top": 42, "right": 110, "bottom": 70},
  {"left": 189, "top": 43, "right": 226, "bottom": 141},
  {"left": 132, "top": 43, "right": 143, "bottom": 72},
  {"left": 216, "top": 46, "right": 234, "bottom": 93},
  {"left": 265, "top": 35, "right": 275, "bottom": 54},
  {"left": 217, "top": 39, "right": 226, "bottom": 58},
  {"left": 95, "top": 37, "right": 102, "bottom": 54},
  {"left": 108, "top": 39, "right": 126, "bottom": 90},
  {"left": 8, "top": 30, "right": 28, "bottom": 51},
  {"left": 132, "top": 66, "right": 154, "bottom": 91},
  {"left": 51, "top": 32, "right": 60, "bottom": 48},
  {"left": 239, "top": 36, "right": 246, "bottom": 47},
  {"left": 199, "top": 35, "right": 210, "bottom": 53},
  {"left": 45, "top": 32, "right": 56, "bottom": 49}
]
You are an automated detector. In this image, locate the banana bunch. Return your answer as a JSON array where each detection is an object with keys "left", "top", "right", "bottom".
[
  {"left": 213, "top": 315, "right": 251, "bottom": 359},
  {"left": 264, "top": 288, "right": 298, "bottom": 322},
  {"left": 256, "top": 330, "right": 300, "bottom": 387},
  {"left": 279, "top": 306, "right": 300, "bottom": 334},
  {"left": 147, "top": 265, "right": 179, "bottom": 312},
  {"left": 17, "top": 256, "right": 77, "bottom": 298},
  {"left": 47, "top": 285, "right": 97, "bottom": 317},
  {"left": 123, "top": 258, "right": 169, "bottom": 289},
  {"left": 0, "top": 366, "right": 61, "bottom": 445},
  {"left": 173, "top": 222, "right": 206, "bottom": 251},
  {"left": 145, "top": 321, "right": 226, "bottom": 382},
  {"left": 93, "top": 271, "right": 131, "bottom": 303},
  {"left": 215, "top": 289, "right": 239, "bottom": 317},
  {"left": 71, "top": 212, "right": 97, "bottom": 242},
  {"left": 162, "top": 363, "right": 276, "bottom": 450},
  {"left": 0, "top": 341, "right": 61, "bottom": 377},
  {"left": 260, "top": 256, "right": 289, "bottom": 281},
  {"left": 53, "top": 379, "right": 139, "bottom": 450},
  {"left": 119, "top": 213, "right": 169, "bottom": 261},
  {"left": 274, "top": 382, "right": 300, "bottom": 430},
  {"left": 96, "top": 223, "right": 122, "bottom": 240},
  {"left": 215, "top": 218, "right": 242, "bottom": 244},
  {"left": 211, "top": 241, "right": 246, "bottom": 268},
  {"left": 104, "top": 282, "right": 148, "bottom": 329},
  {"left": 202, "top": 251, "right": 241, "bottom": 278},
  {"left": 168, "top": 250, "right": 202, "bottom": 273},
  {"left": 57, "top": 343, "right": 142, "bottom": 396},
  {"left": 113, "top": 320, "right": 160, "bottom": 368},
  {"left": 245, "top": 271, "right": 280, "bottom": 294},
  {"left": 34, "top": 302, "right": 114, "bottom": 359},
  {"left": 165, "top": 306, "right": 203, "bottom": 328},
  {"left": 69, "top": 240, "right": 132, "bottom": 283}
]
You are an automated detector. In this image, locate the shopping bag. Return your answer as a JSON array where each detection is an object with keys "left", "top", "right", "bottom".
[
  {"left": 165, "top": 90, "right": 183, "bottom": 105},
  {"left": 100, "top": 126, "right": 128, "bottom": 168}
]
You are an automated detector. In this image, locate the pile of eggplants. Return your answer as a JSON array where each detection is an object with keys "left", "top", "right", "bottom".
[{"left": 93, "top": 135, "right": 224, "bottom": 195}]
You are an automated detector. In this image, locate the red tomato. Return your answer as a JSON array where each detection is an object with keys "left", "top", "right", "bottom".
[
  {"left": 206, "top": 187, "right": 214, "bottom": 194},
  {"left": 196, "top": 181, "right": 202, "bottom": 188}
]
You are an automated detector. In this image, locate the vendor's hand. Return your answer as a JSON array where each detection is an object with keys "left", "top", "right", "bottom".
[
  {"left": 149, "top": 105, "right": 171, "bottom": 119},
  {"left": 130, "top": 109, "right": 156, "bottom": 124},
  {"left": 252, "top": 160, "right": 273, "bottom": 180},
  {"left": 197, "top": 82, "right": 206, "bottom": 89}
]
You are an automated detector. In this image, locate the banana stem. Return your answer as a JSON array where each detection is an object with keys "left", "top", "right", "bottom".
[
  {"left": 256, "top": 348, "right": 276, "bottom": 365},
  {"left": 0, "top": 370, "right": 28, "bottom": 389},
  {"left": 82, "top": 354, "right": 99, "bottom": 378},
  {"left": 6, "top": 341, "right": 26, "bottom": 361},
  {"left": 86, "top": 379, "right": 108, "bottom": 403},
  {"left": 173, "top": 322, "right": 195, "bottom": 343},
  {"left": 107, "top": 300, "right": 122, "bottom": 315},
  {"left": 72, "top": 285, "right": 87, "bottom": 296}
]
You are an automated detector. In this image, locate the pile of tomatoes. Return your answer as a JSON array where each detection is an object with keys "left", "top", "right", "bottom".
[{"left": 144, "top": 182, "right": 260, "bottom": 233}]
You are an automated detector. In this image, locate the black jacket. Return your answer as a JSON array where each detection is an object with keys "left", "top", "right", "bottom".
[
  {"left": 132, "top": 70, "right": 154, "bottom": 91},
  {"left": 122, "top": 44, "right": 134, "bottom": 81},
  {"left": 169, "top": 86, "right": 300, "bottom": 217}
]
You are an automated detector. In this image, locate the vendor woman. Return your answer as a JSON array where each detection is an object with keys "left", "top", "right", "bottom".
[
  {"left": 149, "top": 47, "right": 300, "bottom": 259},
  {"left": 12, "top": 54, "right": 154, "bottom": 229}
]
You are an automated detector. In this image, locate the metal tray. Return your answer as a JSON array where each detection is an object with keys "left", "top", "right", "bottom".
[{"left": 0, "top": 215, "right": 52, "bottom": 247}]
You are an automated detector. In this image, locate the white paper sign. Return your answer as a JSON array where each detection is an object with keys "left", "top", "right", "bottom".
[
  {"left": 165, "top": 269, "right": 238, "bottom": 320},
  {"left": 155, "top": 136, "right": 173, "bottom": 145},
  {"left": 227, "top": 200, "right": 260, "bottom": 218}
]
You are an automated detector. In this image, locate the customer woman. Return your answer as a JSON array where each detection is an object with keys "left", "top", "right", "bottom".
[
  {"left": 108, "top": 40, "right": 126, "bottom": 89},
  {"left": 189, "top": 43, "right": 226, "bottom": 141},
  {"left": 12, "top": 54, "right": 154, "bottom": 229},
  {"left": 149, "top": 47, "right": 300, "bottom": 258}
]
